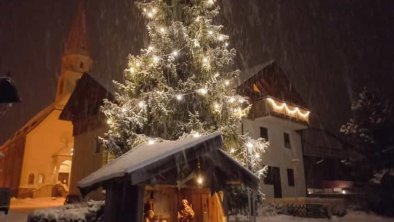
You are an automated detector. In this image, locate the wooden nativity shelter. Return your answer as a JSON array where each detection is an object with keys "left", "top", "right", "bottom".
[{"left": 78, "top": 132, "right": 259, "bottom": 222}]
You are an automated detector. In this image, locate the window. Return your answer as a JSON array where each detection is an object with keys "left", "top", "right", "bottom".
[
  {"left": 263, "top": 166, "right": 273, "bottom": 184},
  {"left": 284, "top": 132, "right": 291, "bottom": 149},
  {"left": 28, "top": 173, "right": 35, "bottom": 185},
  {"left": 37, "top": 174, "right": 45, "bottom": 184},
  {"left": 287, "top": 168, "right": 295, "bottom": 186},
  {"left": 260, "top": 127, "right": 268, "bottom": 141}
]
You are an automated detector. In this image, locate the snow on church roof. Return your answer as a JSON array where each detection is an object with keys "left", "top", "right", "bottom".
[{"left": 78, "top": 132, "right": 225, "bottom": 189}]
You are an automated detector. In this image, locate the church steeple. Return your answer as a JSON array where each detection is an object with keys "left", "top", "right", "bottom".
[
  {"left": 64, "top": 0, "right": 89, "bottom": 56},
  {"left": 55, "top": 0, "right": 93, "bottom": 109}
]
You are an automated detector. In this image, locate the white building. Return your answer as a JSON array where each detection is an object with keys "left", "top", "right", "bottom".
[{"left": 238, "top": 61, "right": 310, "bottom": 198}]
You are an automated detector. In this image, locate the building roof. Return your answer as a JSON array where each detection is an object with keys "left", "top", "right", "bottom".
[
  {"left": 0, "top": 104, "right": 55, "bottom": 150},
  {"left": 78, "top": 132, "right": 259, "bottom": 195},
  {"left": 238, "top": 60, "right": 307, "bottom": 108},
  {"left": 59, "top": 73, "right": 112, "bottom": 122}
]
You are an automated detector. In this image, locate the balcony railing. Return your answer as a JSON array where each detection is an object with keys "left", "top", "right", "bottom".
[{"left": 248, "top": 97, "right": 310, "bottom": 124}]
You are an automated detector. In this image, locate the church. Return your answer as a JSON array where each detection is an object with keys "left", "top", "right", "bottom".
[{"left": 0, "top": 2, "right": 92, "bottom": 198}]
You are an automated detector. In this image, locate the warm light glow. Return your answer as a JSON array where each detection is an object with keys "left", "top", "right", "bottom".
[
  {"left": 208, "top": 30, "right": 213, "bottom": 35},
  {"left": 246, "top": 142, "right": 253, "bottom": 149},
  {"left": 121, "top": 107, "right": 127, "bottom": 112},
  {"left": 266, "top": 97, "right": 310, "bottom": 121},
  {"left": 228, "top": 97, "right": 236, "bottom": 103},
  {"left": 224, "top": 42, "right": 229, "bottom": 47},
  {"left": 255, "top": 153, "right": 260, "bottom": 158},
  {"left": 193, "top": 132, "right": 201, "bottom": 138},
  {"left": 224, "top": 80, "right": 230, "bottom": 86},
  {"left": 341, "top": 190, "right": 346, "bottom": 194},
  {"left": 202, "top": 57, "right": 209, "bottom": 64},
  {"left": 176, "top": 94, "right": 183, "bottom": 101},
  {"left": 159, "top": 27, "right": 166, "bottom": 33},
  {"left": 148, "top": 139, "right": 155, "bottom": 145},
  {"left": 138, "top": 101, "right": 146, "bottom": 108},
  {"left": 196, "top": 175, "right": 204, "bottom": 185},
  {"left": 218, "top": 35, "right": 224, "bottom": 41},
  {"left": 172, "top": 50, "right": 179, "bottom": 57},
  {"left": 230, "top": 148, "right": 235, "bottom": 153},
  {"left": 106, "top": 119, "right": 113, "bottom": 125},
  {"left": 196, "top": 88, "right": 208, "bottom": 95},
  {"left": 148, "top": 45, "right": 155, "bottom": 51}
]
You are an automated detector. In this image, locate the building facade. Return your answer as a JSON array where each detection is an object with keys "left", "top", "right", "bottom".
[
  {"left": 238, "top": 61, "right": 309, "bottom": 198},
  {"left": 0, "top": 2, "right": 91, "bottom": 198}
]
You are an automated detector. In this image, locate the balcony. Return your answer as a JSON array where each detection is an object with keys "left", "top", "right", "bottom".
[{"left": 248, "top": 97, "right": 310, "bottom": 130}]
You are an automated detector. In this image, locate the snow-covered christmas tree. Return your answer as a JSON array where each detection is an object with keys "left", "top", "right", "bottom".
[{"left": 101, "top": 0, "right": 268, "bottom": 176}]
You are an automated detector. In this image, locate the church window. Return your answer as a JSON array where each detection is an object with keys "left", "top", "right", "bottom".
[
  {"left": 28, "top": 173, "right": 35, "bottom": 185},
  {"left": 37, "top": 174, "right": 45, "bottom": 184}
]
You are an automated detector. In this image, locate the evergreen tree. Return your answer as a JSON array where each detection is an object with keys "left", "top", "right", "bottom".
[{"left": 101, "top": 0, "right": 268, "bottom": 175}]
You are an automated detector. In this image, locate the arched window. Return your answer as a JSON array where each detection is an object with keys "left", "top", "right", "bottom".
[
  {"left": 28, "top": 173, "right": 35, "bottom": 185},
  {"left": 37, "top": 174, "right": 45, "bottom": 185}
]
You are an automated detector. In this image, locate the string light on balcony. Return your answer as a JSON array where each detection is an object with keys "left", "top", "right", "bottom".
[{"left": 266, "top": 97, "right": 310, "bottom": 120}]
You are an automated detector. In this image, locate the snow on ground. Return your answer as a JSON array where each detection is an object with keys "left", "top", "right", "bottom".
[
  {"left": 0, "top": 197, "right": 65, "bottom": 222},
  {"left": 256, "top": 211, "right": 394, "bottom": 222}
]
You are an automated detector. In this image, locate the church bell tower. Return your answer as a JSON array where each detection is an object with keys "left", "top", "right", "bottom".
[{"left": 55, "top": 0, "right": 92, "bottom": 109}]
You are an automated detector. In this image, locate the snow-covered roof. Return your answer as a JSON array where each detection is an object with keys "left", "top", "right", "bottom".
[
  {"left": 79, "top": 132, "right": 223, "bottom": 188},
  {"left": 79, "top": 132, "right": 259, "bottom": 194}
]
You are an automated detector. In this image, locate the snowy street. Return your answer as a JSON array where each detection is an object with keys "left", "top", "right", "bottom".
[{"left": 0, "top": 198, "right": 64, "bottom": 222}]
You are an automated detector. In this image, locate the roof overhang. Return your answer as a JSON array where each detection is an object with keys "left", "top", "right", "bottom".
[{"left": 79, "top": 132, "right": 259, "bottom": 196}]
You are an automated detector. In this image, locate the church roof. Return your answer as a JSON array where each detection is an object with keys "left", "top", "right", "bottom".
[
  {"left": 64, "top": 0, "right": 89, "bottom": 56},
  {"left": 238, "top": 60, "right": 307, "bottom": 108},
  {"left": 0, "top": 104, "right": 55, "bottom": 150}
]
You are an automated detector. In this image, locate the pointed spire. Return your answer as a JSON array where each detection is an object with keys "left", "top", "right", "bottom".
[{"left": 65, "top": 0, "right": 89, "bottom": 56}]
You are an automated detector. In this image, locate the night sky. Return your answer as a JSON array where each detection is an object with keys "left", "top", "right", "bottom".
[{"left": 1, "top": 0, "right": 393, "bottom": 144}]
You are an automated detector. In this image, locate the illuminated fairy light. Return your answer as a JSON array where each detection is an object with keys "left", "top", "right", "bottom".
[
  {"left": 196, "top": 88, "right": 208, "bottom": 95},
  {"left": 195, "top": 16, "right": 200, "bottom": 22},
  {"left": 266, "top": 97, "right": 310, "bottom": 121},
  {"left": 228, "top": 97, "right": 236, "bottom": 103},
  {"left": 148, "top": 45, "right": 155, "bottom": 51},
  {"left": 230, "top": 148, "right": 235, "bottom": 154},
  {"left": 138, "top": 101, "right": 146, "bottom": 108},
  {"left": 151, "top": 7, "right": 157, "bottom": 14},
  {"left": 136, "top": 61, "right": 141, "bottom": 67},
  {"left": 224, "top": 80, "right": 230, "bottom": 86},
  {"left": 147, "top": 12, "right": 154, "bottom": 18},
  {"left": 175, "top": 94, "right": 183, "bottom": 101},
  {"left": 224, "top": 42, "right": 229, "bottom": 47},
  {"left": 106, "top": 119, "right": 113, "bottom": 125},
  {"left": 214, "top": 72, "right": 220, "bottom": 78},
  {"left": 255, "top": 153, "right": 260, "bottom": 158},
  {"left": 218, "top": 35, "right": 225, "bottom": 41},
  {"left": 159, "top": 27, "right": 166, "bottom": 34},
  {"left": 202, "top": 57, "right": 209, "bottom": 64},
  {"left": 208, "top": 30, "right": 213, "bottom": 35},
  {"left": 172, "top": 50, "right": 179, "bottom": 57},
  {"left": 246, "top": 142, "right": 253, "bottom": 149},
  {"left": 121, "top": 107, "right": 127, "bottom": 113}
]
